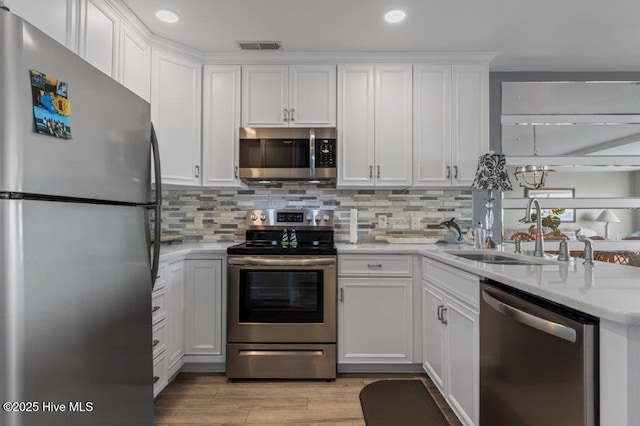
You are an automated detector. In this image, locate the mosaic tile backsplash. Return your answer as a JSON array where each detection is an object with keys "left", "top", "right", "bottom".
[{"left": 158, "top": 186, "right": 473, "bottom": 243}]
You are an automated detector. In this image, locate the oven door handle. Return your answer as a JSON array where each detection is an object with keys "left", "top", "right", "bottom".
[{"left": 228, "top": 257, "right": 336, "bottom": 267}]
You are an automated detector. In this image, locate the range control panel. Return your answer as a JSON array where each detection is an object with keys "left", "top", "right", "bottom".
[{"left": 246, "top": 209, "right": 334, "bottom": 228}]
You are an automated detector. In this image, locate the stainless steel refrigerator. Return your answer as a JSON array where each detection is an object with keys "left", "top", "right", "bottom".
[{"left": 0, "top": 11, "right": 161, "bottom": 426}]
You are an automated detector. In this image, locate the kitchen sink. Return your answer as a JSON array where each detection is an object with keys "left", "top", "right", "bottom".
[{"left": 444, "top": 251, "right": 556, "bottom": 265}]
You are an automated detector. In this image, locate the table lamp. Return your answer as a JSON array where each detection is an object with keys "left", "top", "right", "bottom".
[
  {"left": 471, "top": 152, "right": 513, "bottom": 248},
  {"left": 595, "top": 209, "right": 620, "bottom": 240}
]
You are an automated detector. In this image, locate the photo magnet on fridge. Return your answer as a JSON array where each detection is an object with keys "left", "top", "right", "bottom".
[{"left": 30, "top": 69, "right": 72, "bottom": 139}]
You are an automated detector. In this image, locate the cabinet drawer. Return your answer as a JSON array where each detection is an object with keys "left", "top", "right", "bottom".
[
  {"left": 153, "top": 262, "right": 168, "bottom": 290},
  {"left": 151, "top": 287, "right": 168, "bottom": 325},
  {"left": 423, "top": 257, "right": 479, "bottom": 306},
  {"left": 339, "top": 255, "right": 413, "bottom": 277},
  {"left": 152, "top": 319, "right": 168, "bottom": 359},
  {"left": 153, "top": 351, "right": 168, "bottom": 398}
]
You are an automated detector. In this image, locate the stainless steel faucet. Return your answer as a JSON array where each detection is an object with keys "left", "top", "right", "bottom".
[
  {"left": 579, "top": 236, "right": 595, "bottom": 266},
  {"left": 519, "top": 198, "right": 545, "bottom": 257}
]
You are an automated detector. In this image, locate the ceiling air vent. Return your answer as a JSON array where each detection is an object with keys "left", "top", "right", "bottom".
[{"left": 237, "top": 41, "right": 282, "bottom": 51}]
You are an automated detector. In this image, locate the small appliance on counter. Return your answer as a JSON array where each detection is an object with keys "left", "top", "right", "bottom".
[{"left": 226, "top": 209, "right": 337, "bottom": 379}]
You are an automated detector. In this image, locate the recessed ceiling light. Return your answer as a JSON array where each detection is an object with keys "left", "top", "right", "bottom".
[
  {"left": 155, "top": 9, "right": 180, "bottom": 24},
  {"left": 384, "top": 9, "right": 406, "bottom": 23}
]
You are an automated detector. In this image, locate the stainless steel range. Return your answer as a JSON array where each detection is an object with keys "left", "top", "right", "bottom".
[{"left": 226, "top": 209, "right": 337, "bottom": 379}]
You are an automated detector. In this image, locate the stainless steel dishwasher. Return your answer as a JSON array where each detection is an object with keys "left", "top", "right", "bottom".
[{"left": 480, "top": 280, "right": 599, "bottom": 425}]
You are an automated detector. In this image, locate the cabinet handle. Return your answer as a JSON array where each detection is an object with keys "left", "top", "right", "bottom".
[
  {"left": 234, "top": 166, "right": 238, "bottom": 179},
  {"left": 369, "top": 165, "right": 373, "bottom": 179},
  {"left": 446, "top": 165, "right": 451, "bottom": 179},
  {"left": 441, "top": 307, "right": 448, "bottom": 325},
  {"left": 367, "top": 263, "right": 382, "bottom": 269},
  {"left": 152, "top": 306, "right": 160, "bottom": 313},
  {"left": 377, "top": 165, "right": 381, "bottom": 179},
  {"left": 194, "top": 165, "right": 200, "bottom": 178},
  {"left": 283, "top": 109, "right": 289, "bottom": 122},
  {"left": 437, "top": 305, "right": 443, "bottom": 321},
  {"left": 339, "top": 288, "right": 344, "bottom": 302},
  {"left": 289, "top": 108, "right": 295, "bottom": 122},
  {"left": 453, "top": 165, "right": 459, "bottom": 180},
  {"left": 153, "top": 376, "right": 160, "bottom": 384},
  {"left": 152, "top": 339, "right": 160, "bottom": 347}
]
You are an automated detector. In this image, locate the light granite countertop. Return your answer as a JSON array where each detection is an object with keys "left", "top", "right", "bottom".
[{"left": 159, "top": 242, "right": 640, "bottom": 325}]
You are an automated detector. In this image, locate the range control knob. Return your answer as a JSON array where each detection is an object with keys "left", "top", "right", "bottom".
[
  {"left": 250, "top": 213, "right": 258, "bottom": 221},
  {"left": 323, "top": 214, "right": 330, "bottom": 222},
  {"left": 305, "top": 215, "right": 313, "bottom": 222},
  {"left": 314, "top": 215, "right": 321, "bottom": 223},
  {"left": 260, "top": 214, "right": 266, "bottom": 221}
]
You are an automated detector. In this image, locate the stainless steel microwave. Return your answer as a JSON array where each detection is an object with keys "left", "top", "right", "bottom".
[{"left": 239, "top": 127, "right": 337, "bottom": 182}]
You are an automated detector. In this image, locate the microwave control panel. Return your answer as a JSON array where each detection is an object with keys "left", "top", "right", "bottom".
[{"left": 316, "top": 139, "right": 336, "bottom": 168}]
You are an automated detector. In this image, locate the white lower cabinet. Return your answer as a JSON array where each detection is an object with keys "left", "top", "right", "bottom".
[
  {"left": 185, "top": 259, "right": 224, "bottom": 358},
  {"left": 338, "top": 255, "right": 414, "bottom": 364},
  {"left": 166, "top": 261, "right": 185, "bottom": 377},
  {"left": 422, "top": 257, "right": 479, "bottom": 426},
  {"left": 152, "top": 261, "right": 169, "bottom": 398}
]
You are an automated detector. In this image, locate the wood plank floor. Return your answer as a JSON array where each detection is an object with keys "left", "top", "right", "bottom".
[{"left": 154, "top": 372, "right": 463, "bottom": 425}]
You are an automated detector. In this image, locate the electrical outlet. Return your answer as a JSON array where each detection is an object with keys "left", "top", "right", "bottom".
[
  {"left": 378, "top": 215, "right": 387, "bottom": 229},
  {"left": 411, "top": 215, "right": 421, "bottom": 231},
  {"left": 194, "top": 212, "right": 203, "bottom": 228}
]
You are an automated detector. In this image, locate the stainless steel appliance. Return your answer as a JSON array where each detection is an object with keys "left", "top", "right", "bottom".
[
  {"left": 480, "top": 280, "right": 599, "bottom": 426},
  {"left": 239, "top": 127, "right": 337, "bottom": 182},
  {"left": 0, "top": 11, "right": 161, "bottom": 426},
  {"left": 226, "top": 209, "right": 337, "bottom": 379}
]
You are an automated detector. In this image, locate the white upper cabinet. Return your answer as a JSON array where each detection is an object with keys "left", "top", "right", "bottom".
[
  {"left": 338, "top": 64, "right": 412, "bottom": 188},
  {"left": 413, "top": 64, "right": 488, "bottom": 187},
  {"left": 289, "top": 65, "right": 336, "bottom": 127},
  {"left": 119, "top": 24, "right": 150, "bottom": 101},
  {"left": 5, "top": 0, "right": 75, "bottom": 50},
  {"left": 202, "top": 65, "right": 243, "bottom": 188},
  {"left": 242, "top": 64, "right": 336, "bottom": 127},
  {"left": 451, "top": 64, "right": 489, "bottom": 186},
  {"left": 79, "top": 0, "right": 119, "bottom": 78},
  {"left": 151, "top": 48, "right": 202, "bottom": 186}
]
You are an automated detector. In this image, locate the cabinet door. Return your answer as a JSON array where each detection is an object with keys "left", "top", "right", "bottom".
[
  {"left": 289, "top": 65, "right": 336, "bottom": 127},
  {"left": 119, "top": 24, "right": 150, "bottom": 101},
  {"left": 451, "top": 64, "right": 489, "bottom": 186},
  {"left": 339, "top": 277, "right": 413, "bottom": 363},
  {"left": 6, "top": 0, "right": 75, "bottom": 49},
  {"left": 80, "top": 0, "right": 119, "bottom": 78},
  {"left": 445, "top": 295, "right": 479, "bottom": 426},
  {"left": 166, "top": 261, "right": 185, "bottom": 376},
  {"left": 185, "top": 260, "right": 223, "bottom": 355},
  {"left": 241, "top": 65, "right": 288, "bottom": 127},
  {"left": 374, "top": 64, "right": 413, "bottom": 187},
  {"left": 422, "top": 280, "right": 446, "bottom": 393},
  {"left": 337, "top": 64, "right": 375, "bottom": 187},
  {"left": 202, "top": 65, "right": 242, "bottom": 187},
  {"left": 151, "top": 48, "right": 202, "bottom": 186},
  {"left": 413, "top": 65, "right": 452, "bottom": 186}
]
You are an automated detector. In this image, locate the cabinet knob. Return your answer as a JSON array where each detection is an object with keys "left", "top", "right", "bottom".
[
  {"left": 283, "top": 109, "right": 289, "bottom": 122},
  {"left": 369, "top": 165, "right": 373, "bottom": 179},
  {"left": 377, "top": 165, "right": 381, "bottom": 179},
  {"left": 289, "top": 108, "right": 295, "bottom": 122}
]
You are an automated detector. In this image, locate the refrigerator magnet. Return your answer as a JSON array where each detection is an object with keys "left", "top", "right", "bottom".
[{"left": 30, "top": 69, "right": 72, "bottom": 140}]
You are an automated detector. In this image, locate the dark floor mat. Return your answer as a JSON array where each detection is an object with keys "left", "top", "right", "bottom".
[{"left": 359, "top": 379, "right": 450, "bottom": 426}]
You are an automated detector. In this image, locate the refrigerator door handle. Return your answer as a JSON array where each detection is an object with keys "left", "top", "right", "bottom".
[{"left": 149, "top": 123, "right": 162, "bottom": 288}]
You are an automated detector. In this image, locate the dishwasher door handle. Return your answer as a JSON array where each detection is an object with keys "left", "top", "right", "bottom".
[{"left": 482, "top": 290, "right": 577, "bottom": 342}]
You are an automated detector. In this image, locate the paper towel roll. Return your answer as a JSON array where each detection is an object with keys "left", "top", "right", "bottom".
[{"left": 349, "top": 209, "right": 358, "bottom": 244}]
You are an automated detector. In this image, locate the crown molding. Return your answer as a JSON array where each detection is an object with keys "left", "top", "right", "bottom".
[
  {"left": 203, "top": 51, "right": 496, "bottom": 65},
  {"left": 149, "top": 35, "right": 205, "bottom": 63},
  {"left": 106, "top": 0, "right": 152, "bottom": 41}
]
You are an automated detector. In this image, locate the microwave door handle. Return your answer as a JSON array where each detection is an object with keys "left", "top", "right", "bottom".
[{"left": 309, "top": 129, "right": 316, "bottom": 176}]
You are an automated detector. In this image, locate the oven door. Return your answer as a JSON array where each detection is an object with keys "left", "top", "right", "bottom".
[{"left": 227, "top": 256, "right": 337, "bottom": 343}]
